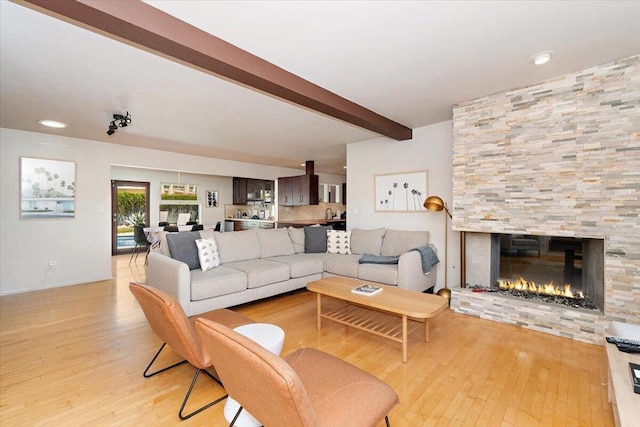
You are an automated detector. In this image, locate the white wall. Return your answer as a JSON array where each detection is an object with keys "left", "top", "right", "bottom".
[
  {"left": 0, "top": 128, "right": 320, "bottom": 295},
  {"left": 346, "top": 121, "right": 459, "bottom": 290}
]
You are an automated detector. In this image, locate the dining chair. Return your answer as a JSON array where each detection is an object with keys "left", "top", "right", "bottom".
[
  {"left": 129, "top": 224, "right": 151, "bottom": 265},
  {"left": 195, "top": 318, "right": 400, "bottom": 427},
  {"left": 177, "top": 213, "right": 191, "bottom": 226},
  {"left": 129, "top": 282, "right": 254, "bottom": 420}
]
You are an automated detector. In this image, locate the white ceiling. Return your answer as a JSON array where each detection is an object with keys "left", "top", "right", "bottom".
[{"left": 1, "top": 0, "right": 639, "bottom": 175}]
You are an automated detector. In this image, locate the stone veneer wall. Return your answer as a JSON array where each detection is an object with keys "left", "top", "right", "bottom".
[
  {"left": 451, "top": 54, "right": 640, "bottom": 326},
  {"left": 450, "top": 289, "right": 608, "bottom": 345}
]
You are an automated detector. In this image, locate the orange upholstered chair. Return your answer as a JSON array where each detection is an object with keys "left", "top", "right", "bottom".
[
  {"left": 129, "top": 282, "right": 254, "bottom": 419},
  {"left": 195, "top": 318, "right": 400, "bottom": 427}
]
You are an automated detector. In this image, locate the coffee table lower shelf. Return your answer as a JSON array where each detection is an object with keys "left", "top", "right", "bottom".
[{"left": 317, "top": 298, "right": 427, "bottom": 363}]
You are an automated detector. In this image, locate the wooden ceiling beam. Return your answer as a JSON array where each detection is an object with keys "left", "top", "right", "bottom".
[{"left": 19, "top": 0, "right": 412, "bottom": 141}]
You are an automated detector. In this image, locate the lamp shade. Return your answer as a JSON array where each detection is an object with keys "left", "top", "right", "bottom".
[{"left": 423, "top": 195, "right": 445, "bottom": 212}]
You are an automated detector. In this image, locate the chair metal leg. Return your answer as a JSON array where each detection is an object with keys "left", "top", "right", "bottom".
[
  {"left": 129, "top": 244, "right": 139, "bottom": 265},
  {"left": 143, "top": 343, "right": 227, "bottom": 420},
  {"left": 143, "top": 342, "right": 188, "bottom": 378},
  {"left": 229, "top": 405, "right": 244, "bottom": 427},
  {"left": 179, "top": 368, "right": 228, "bottom": 420}
]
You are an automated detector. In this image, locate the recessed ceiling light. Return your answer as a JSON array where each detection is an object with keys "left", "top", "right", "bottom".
[
  {"left": 38, "top": 119, "right": 67, "bottom": 128},
  {"left": 531, "top": 51, "right": 553, "bottom": 65}
]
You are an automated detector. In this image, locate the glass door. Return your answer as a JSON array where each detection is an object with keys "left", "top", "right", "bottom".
[{"left": 111, "top": 180, "right": 150, "bottom": 255}]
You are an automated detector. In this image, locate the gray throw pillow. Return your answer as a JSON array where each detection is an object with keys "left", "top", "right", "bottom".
[
  {"left": 304, "top": 225, "right": 333, "bottom": 253},
  {"left": 166, "top": 231, "right": 201, "bottom": 270}
]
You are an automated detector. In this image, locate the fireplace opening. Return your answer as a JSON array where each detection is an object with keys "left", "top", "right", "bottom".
[{"left": 491, "top": 234, "right": 604, "bottom": 312}]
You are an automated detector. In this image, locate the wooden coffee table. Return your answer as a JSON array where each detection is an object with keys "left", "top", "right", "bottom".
[{"left": 307, "top": 276, "right": 448, "bottom": 363}]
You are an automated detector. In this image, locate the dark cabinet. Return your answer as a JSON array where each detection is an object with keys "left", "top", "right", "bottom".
[
  {"left": 233, "top": 178, "right": 274, "bottom": 204},
  {"left": 233, "top": 177, "right": 248, "bottom": 204},
  {"left": 278, "top": 175, "right": 319, "bottom": 206}
]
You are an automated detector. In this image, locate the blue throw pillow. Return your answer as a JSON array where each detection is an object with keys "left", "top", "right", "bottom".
[
  {"left": 304, "top": 225, "right": 333, "bottom": 253},
  {"left": 166, "top": 231, "right": 201, "bottom": 270}
]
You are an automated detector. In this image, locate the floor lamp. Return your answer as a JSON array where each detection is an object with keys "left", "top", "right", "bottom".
[{"left": 424, "top": 195, "right": 453, "bottom": 301}]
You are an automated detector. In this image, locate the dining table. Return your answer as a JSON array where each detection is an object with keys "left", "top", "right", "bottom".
[{"left": 143, "top": 224, "right": 217, "bottom": 251}]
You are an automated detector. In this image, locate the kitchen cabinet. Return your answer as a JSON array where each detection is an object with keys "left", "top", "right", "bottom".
[
  {"left": 233, "top": 178, "right": 274, "bottom": 204},
  {"left": 278, "top": 175, "right": 318, "bottom": 206},
  {"left": 233, "top": 177, "right": 248, "bottom": 204}
]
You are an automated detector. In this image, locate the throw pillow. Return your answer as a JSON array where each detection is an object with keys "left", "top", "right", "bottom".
[
  {"left": 195, "top": 238, "right": 221, "bottom": 272},
  {"left": 326, "top": 230, "right": 351, "bottom": 254},
  {"left": 304, "top": 225, "right": 333, "bottom": 253},
  {"left": 165, "top": 231, "right": 201, "bottom": 270}
]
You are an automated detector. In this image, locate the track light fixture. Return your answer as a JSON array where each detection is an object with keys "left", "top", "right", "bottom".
[{"left": 106, "top": 112, "right": 132, "bottom": 135}]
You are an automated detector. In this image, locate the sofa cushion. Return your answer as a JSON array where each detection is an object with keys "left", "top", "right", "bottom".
[
  {"left": 326, "top": 230, "right": 351, "bottom": 254},
  {"left": 214, "top": 229, "right": 261, "bottom": 263},
  {"left": 304, "top": 225, "right": 332, "bottom": 253},
  {"left": 198, "top": 228, "right": 215, "bottom": 240},
  {"left": 224, "top": 259, "right": 290, "bottom": 289},
  {"left": 324, "top": 254, "right": 361, "bottom": 278},
  {"left": 381, "top": 229, "right": 429, "bottom": 256},
  {"left": 287, "top": 227, "right": 305, "bottom": 253},
  {"left": 358, "top": 263, "right": 398, "bottom": 286},
  {"left": 190, "top": 266, "right": 248, "bottom": 301},
  {"left": 266, "top": 254, "right": 324, "bottom": 278},
  {"left": 350, "top": 228, "right": 386, "bottom": 255},
  {"left": 195, "top": 238, "right": 221, "bottom": 272},
  {"left": 166, "top": 231, "right": 201, "bottom": 270},
  {"left": 257, "top": 228, "right": 295, "bottom": 258}
]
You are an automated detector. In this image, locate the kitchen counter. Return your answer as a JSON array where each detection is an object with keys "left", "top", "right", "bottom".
[
  {"left": 224, "top": 218, "right": 346, "bottom": 231},
  {"left": 226, "top": 218, "right": 275, "bottom": 223},
  {"left": 276, "top": 219, "right": 346, "bottom": 230}
]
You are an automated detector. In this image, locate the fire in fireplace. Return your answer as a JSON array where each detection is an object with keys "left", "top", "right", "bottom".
[{"left": 496, "top": 277, "right": 584, "bottom": 299}]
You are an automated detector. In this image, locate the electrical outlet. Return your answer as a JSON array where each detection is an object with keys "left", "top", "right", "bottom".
[{"left": 48, "top": 259, "right": 57, "bottom": 270}]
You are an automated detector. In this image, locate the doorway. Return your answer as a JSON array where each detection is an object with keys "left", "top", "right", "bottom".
[{"left": 111, "top": 180, "right": 150, "bottom": 255}]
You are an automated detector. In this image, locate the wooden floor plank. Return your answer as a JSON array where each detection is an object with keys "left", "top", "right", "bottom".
[{"left": 0, "top": 255, "right": 614, "bottom": 426}]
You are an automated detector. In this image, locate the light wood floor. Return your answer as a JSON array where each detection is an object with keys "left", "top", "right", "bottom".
[{"left": 0, "top": 255, "right": 614, "bottom": 426}]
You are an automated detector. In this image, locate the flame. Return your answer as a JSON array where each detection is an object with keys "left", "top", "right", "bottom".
[{"left": 496, "top": 277, "right": 584, "bottom": 299}]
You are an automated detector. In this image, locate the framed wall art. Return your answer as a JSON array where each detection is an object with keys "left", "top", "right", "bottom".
[
  {"left": 374, "top": 170, "right": 428, "bottom": 212},
  {"left": 206, "top": 190, "right": 219, "bottom": 208},
  {"left": 20, "top": 157, "right": 76, "bottom": 219}
]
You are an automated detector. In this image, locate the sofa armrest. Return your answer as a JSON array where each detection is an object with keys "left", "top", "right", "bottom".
[
  {"left": 397, "top": 245, "right": 437, "bottom": 292},
  {"left": 146, "top": 252, "right": 192, "bottom": 313}
]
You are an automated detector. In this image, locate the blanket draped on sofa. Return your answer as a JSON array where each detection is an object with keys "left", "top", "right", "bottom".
[{"left": 359, "top": 245, "right": 439, "bottom": 274}]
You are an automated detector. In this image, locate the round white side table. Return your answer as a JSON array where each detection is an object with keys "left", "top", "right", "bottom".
[{"left": 223, "top": 323, "right": 285, "bottom": 427}]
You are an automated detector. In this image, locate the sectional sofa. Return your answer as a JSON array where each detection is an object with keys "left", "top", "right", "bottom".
[{"left": 146, "top": 227, "right": 438, "bottom": 316}]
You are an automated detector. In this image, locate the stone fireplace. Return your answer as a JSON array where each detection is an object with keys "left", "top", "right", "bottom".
[{"left": 449, "top": 55, "right": 640, "bottom": 344}]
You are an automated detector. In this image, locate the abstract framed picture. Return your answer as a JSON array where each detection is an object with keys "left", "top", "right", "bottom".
[
  {"left": 20, "top": 157, "right": 76, "bottom": 219},
  {"left": 206, "top": 190, "right": 219, "bottom": 208},
  {"left": 374, "top": 170, "right": 428, "bottom": 212}
]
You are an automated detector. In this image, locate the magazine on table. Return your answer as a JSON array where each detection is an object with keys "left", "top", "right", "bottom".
[{"left": 351, "top": 284, "right": 383, "bottom": 296}]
